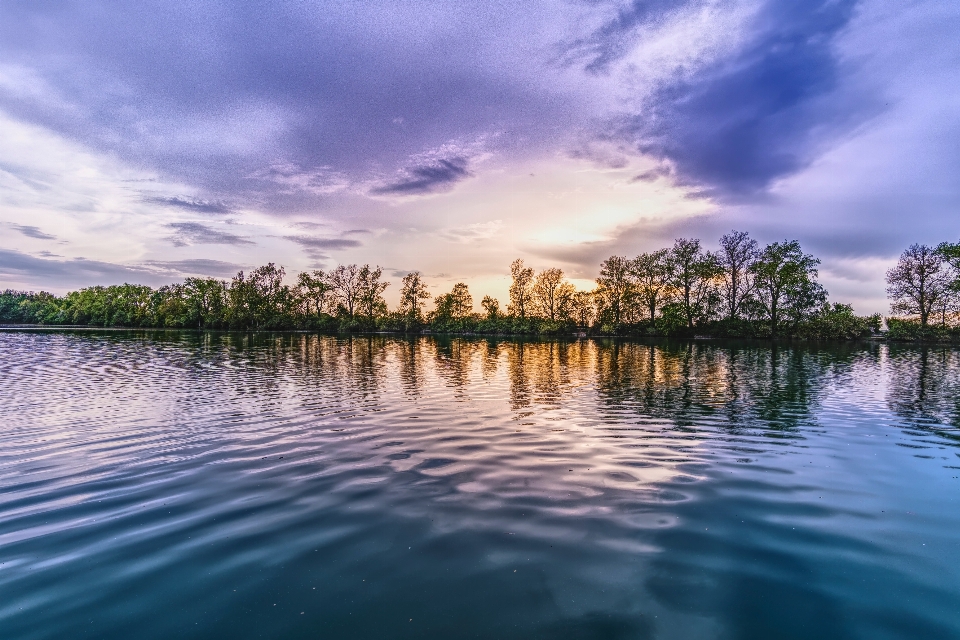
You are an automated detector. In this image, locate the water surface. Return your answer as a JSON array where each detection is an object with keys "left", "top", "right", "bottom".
[{"left": 1, "top": 332, "right": 958, "bottom": 639}]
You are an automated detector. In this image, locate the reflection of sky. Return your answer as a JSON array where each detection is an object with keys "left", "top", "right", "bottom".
[
  {"left": 2, "top": 333, "right": 960, "bottom": 636},
  {"left": 1, "top": 1, "right": 959, "bottom": 314}
]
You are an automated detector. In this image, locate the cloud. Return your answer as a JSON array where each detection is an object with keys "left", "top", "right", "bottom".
[
  {"left": 440, "top": 220, "right": 504, "bottom": 243},
  {"left": 284, "top": 235, "right": 363, "bottom": 251},
  {"left": 0, "top": 249, "right": 247, "bottom": 290},
  {"left": 145, "top": 196, "right": 232, "bottom": 214},
  {"left": 558, "top": 0, "right": 695, "bottom": 74},
  {"left": 613, "top": 0, "right": 868, "bottom": 198},
  {"left": 0, "top": 0, "right": 887, "bottom": 208},
  {"left": 166, "top": 222, "right": 254, "bottom": 247},
  {"left": 246, "top": 163, "right": 350, "bottom": 196},
  {"left": 283, "top": 234, "right": 364, "bottom": 262},
  {"left": 9, "top": 224, "right": 56, "bottom": 240},
  {"left": 140, "top": 259, "right": 244, "bottom": 278},
  {"left": 631, "top": 166, "right": 672, "bottom": 182},
  {"left": 0, "top": 248, "right": 166, "bottom": 289},
  {"left": 0, "top": 0, "right": 958, "bottom": 309},
  {"left": 0, "top": 1, "right": 577, "bottom": 210},
  {"left": 371, "top": 157, "right": 472, "bottom": 196}
]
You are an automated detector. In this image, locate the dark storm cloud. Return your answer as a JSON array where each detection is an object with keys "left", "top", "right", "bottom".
[
  {"left": 10, "top": 224, "right": 56, "bottom": 240},
  {"left": 561, "top": 0, "right": 868, "bottom": 198},
  {"left": 624, "top": 0, "right": 865, "bottom": 197},
  {"left": 145, "top": 196, "right": 232, "bottom": 215},
  {"left": 370, "top": 158, "right": 472, "bottom": 196},
  {"left": 166, "top": 222, "right": 254, "bottom": 247}
]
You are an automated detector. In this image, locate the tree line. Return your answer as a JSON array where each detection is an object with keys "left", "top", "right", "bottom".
[
  {"left": 2, "top": 231, "right": 958, "bottom": 340},
  {"left": 884, "top": 241, "right": 960, "bottom": 341}
]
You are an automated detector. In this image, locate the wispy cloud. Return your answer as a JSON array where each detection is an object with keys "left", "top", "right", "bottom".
[
  {"left": 0, "top": 248, "right": 163, "bottom": 288},
  {"left": 145, "top": 196, "right": 232, "bottom": 215},
  {"left": 247, "top": 162, "right": 350, "bottom": 195},
  {"left": 141, "top": 259, "right": 244, "bottom": 278},
  {"left": 371, "top": 157, "right": 472, "bottom": 196},
  {"left": 284, "top": 236, "right": 363, "bottom": 251},
  {"left": 0, "top": 248, "right": 245, "bottom": 289},
  {"left": 440, "top": 220, "right": 503, "bottom": 243},
  {"left": 9, "top": 224, "right": 56, "bottom": 240},
  {"left": 165, "top": 222, "right": 254, "bottom": 247},
  {"left": 283, "top": 233, "right": 364, "bottom": 262}
]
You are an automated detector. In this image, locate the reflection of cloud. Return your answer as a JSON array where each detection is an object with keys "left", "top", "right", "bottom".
[
  {"left": 145, "top": 196, "right": 232, "bottom": 214},
  {"left": 166, "top": 222, "right": 254, "bottom": 247},
  {"left": 441, "top": 220, "right": 503, "bottom": 244},
  {"left": 10, "top": 224, "right": 57, "bottom": 240}
]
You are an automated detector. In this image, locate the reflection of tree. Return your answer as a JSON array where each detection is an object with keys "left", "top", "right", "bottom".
[
  {"left": 432, "top": 337, "right": 477, "bottom": 399},
  {"left": 887, "top": 345, "right": 960, "bottom": 444},
  {"left": 507, "top": 342, "right": 532, "bottom": 411},
  {"left": 502, "top": 340, "right": 594, "bottom": 413},
  {"left": 593, "top": 341, "right": 835, "bottom": 436},
  {"left": 530, "top": 342, "right": 565, "bottom": 407},
  {"left": 479, "top": 339, "right": 500, "bottom": 382},
  {"left": 285, "top": 334, "right": 386, "bottom": 404},
  {"left": 396, "top": 337, "right": 426, "bottom": 397}
]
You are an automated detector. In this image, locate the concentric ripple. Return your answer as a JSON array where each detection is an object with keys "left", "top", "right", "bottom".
[{"left": 0, "top": 331, "right": 958, "bottom": 639}]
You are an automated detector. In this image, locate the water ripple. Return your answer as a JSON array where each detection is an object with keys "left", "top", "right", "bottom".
[{"left": 0, "top": 332, "right": 958, "bottom": 639}]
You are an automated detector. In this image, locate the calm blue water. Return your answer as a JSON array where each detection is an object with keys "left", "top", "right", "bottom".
[{"left": 0, "top": 331, "right": 958, "bottom": 639}]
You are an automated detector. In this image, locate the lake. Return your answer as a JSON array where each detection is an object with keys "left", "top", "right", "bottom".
[{"left": 0, "top": 331, "right": 958, "bottom": 639}]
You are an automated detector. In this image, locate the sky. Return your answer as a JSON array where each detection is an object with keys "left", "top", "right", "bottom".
[{"left": 1, "top": 0, "right": 959, "bottom": 313}]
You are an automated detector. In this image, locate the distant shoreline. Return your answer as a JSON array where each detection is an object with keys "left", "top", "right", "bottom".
[{"left": 3, "top": 324, "right": 955, "bottom": 344}]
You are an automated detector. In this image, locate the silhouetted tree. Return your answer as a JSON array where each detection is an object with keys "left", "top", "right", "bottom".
[
  {"left": 632, "top": 249, "right": 671, "bottom": 321},
  {"left": 357, "top": 265, "right": 389, "bottom": 319},
  {"left": 667, "top": 238, "right": 722, "bottom": 328},
  {"left": 886, "top": 244, "right": 954, "bottom": 327},
  {"left": 328, "top": 264, "right": 362, "bottom": 318},
  {"left": 718, "top": 230, "right": 759, "bottom": 321},
  {"left": 297, "top": 270, "right": 331, "bottom": 316},
  {"left": 399, "top": 271, "right": 431, "bottom": 326},
  {"left": 481, "top": 295, "right": 500, "bottom": 320},
  {"left": 570, "top": 290, "right": 596, "bottom": 327},
  {"left": 433, "top": 283, "right": 473, "bottom": 322},
  {"left": 595, "top": 256, "right": 635, "bottom": 328},
  {"left": 508, "top": 259, "right": 534, "bottom": 319},
  {"left": 532, "top": 267, "right": 575, "bottom": 321}
]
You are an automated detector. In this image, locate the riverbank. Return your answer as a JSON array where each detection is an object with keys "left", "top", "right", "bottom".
[{"left": 4, "top": 323, "right": 958, "bottom": 344}]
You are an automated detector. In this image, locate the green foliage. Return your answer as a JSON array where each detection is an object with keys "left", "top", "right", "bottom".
[
  {"left": 886, "top": 318, "right": 960, "bottom": 342},
  {"left": 793, "top": 304, "right": 881, "bottom": 340},
  {"left": 750, "top": 240, "right": 825, "bottom": 336},
  {"left": 3, "top": 233, "right": 952, "bottom": 342},
  {"left": 0, "top": 290, "right": 64, "bottom": 324}
]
